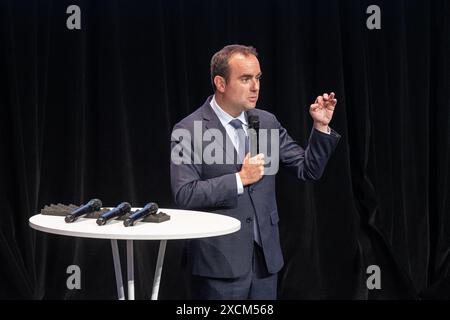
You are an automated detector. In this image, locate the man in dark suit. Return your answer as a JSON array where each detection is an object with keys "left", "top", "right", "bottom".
[{"left": 170, "top": 44, "right": 340, "bottom": 299}]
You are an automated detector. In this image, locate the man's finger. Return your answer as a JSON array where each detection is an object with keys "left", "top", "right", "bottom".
[
  {"left": 311, "top": 104, "right": 322, "bottom": 112},
  {"left": 248, "top": 153, "right": 259, "bottom": 165},
  {"left": 244, "top": 153, "right": 250, "bottom": 163},
  {"left": 328, "top": 98, "right": 337, "bottom": 107},
  {"left": 317, "top": 96, "right": 324, "bottom": 105},
  {"left": 323, "top": 93, "right": 329, "bottom": 100}
]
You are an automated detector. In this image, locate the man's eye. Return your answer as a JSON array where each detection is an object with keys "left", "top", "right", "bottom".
[{"left": 242, "top": 78, "right": 249, "bottom": 83}]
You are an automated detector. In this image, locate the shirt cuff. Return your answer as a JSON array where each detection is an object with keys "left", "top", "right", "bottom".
[
  {"left": 235, "top": 173, "right": 244, "bottom": 195},
  {"left": 314, "top": 126, "right": 331, "bottom": 135}
]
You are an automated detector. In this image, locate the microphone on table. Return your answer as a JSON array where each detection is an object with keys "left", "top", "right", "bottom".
[
  {"left": 248, "top": 114, "right": 260, "bottom": 156},
  {"left": 96, "top": 202, "right": 131, "bottom": 226},
  {"left": 124, "top": 202, "right": 158, "bottom": 227},
  {"left": 65, "top": 199, "right": 102, "bottom": 223}
]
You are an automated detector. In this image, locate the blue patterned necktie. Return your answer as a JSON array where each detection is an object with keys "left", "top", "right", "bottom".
[
  {"left": 229, "top": 118, "right": 262, "bottom": 246},
  {"left": 229, "top": 119, "right": 249, "bottom": 162}
]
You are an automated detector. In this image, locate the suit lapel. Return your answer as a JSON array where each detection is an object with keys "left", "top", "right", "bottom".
[{"left": 201, "top": 98, "right": 240, "bottom": 169}]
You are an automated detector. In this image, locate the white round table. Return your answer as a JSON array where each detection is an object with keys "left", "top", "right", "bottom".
[{"left": 29, "top": 208, "right": 240, "bottom": 300}]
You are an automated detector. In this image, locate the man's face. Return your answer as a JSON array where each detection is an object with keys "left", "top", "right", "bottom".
[{"left": 221, "top": 53, "right": 261, "bottom": 113}]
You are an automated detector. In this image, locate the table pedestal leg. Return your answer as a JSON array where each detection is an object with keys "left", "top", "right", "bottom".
[
  {"left": 151, "top": 240, "right": 167, "bottom": 300},
  {"left": 127, "top": 240, "right": 134, "bottom": 300},
  {"left": 111, "top": 239, "right": 125, "bottom": 300}
]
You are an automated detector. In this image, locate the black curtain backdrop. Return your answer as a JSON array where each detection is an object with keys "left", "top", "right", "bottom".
[{"left": 0, "top": 0, "right": 449, "bottom": 299}]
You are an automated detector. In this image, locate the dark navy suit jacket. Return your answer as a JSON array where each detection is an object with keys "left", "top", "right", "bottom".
[{"left": 170, "top": 96, "right": 341, "bottom": 278}]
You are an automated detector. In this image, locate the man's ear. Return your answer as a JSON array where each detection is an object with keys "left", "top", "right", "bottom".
[{"left": 214, "top": 76, "right": 226, "bottom": 93}]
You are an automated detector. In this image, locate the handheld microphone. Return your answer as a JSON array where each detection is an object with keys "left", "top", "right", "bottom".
[
  {"left": 123, "top": 202, "right": 158, "bottom": 227},
  {"left": 248, "top": 114, "right": 260, "bottom": 155},
  {"left": 65, "top": 199, "right": 102, "bottom": 223},
  {"left": 96, "top": 202, "right": 131, "bottom": 226}
]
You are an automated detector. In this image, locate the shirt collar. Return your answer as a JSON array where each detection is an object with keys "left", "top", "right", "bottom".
[{"left": 210, "top": 95, "right": 247, "bottom": 128}]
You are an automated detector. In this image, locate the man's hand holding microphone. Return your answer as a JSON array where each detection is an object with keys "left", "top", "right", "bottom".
[{"left": 238, "top": 153, "right": 265, "bottom": 186}]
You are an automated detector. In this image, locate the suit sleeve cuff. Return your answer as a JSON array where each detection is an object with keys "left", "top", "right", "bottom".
[{"left": 313, "top": 126, "right": 341, "bottom": 139}]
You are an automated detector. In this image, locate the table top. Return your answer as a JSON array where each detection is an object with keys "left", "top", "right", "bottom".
[{"left": 29, "top": 208, "right": 241, "bottom": 240}]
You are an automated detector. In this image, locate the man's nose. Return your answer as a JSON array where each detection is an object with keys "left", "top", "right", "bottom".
[{"left": 250, "top": 79, "right": 259, "bottom": 91}]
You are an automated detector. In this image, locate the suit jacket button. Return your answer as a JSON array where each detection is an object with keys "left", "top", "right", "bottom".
[{"left": 246, "top": 217, "right": 252, "bottom": 223}]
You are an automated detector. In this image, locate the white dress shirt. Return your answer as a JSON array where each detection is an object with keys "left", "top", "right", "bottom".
[{"left": 210, "top": 95, "right": 246, "bottom": 195}]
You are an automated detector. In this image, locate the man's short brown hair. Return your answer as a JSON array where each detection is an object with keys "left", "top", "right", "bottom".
[{"left": 210, "top": 44, "right": 258, "bottom": 90}]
